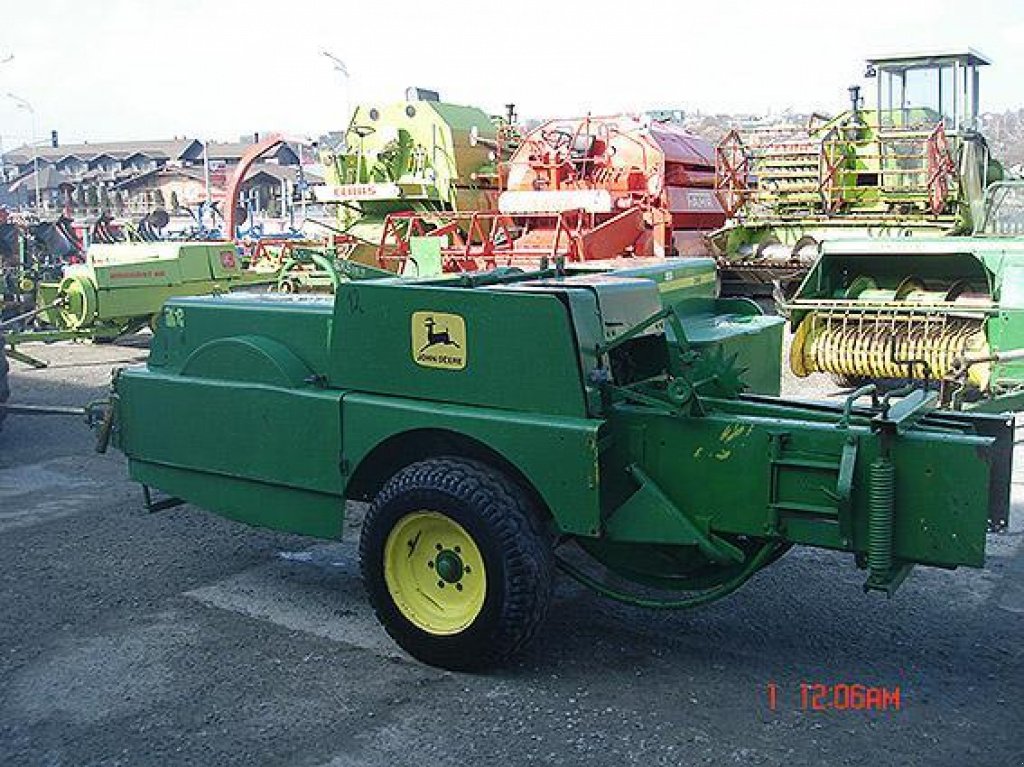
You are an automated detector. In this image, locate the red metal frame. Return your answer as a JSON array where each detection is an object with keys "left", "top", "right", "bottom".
[
  {"left": 714, "top": 130, "right": 750, "bottom": 217},
  {"left": 374, "top": 209, "right": 651, "bottom": 273},
  {"left": 925, "top": 123, "right": 957, "bottom": 215},
  {"left": 817, "top": 128, "right": 845, "bottom": 214},
  {"left": 224, "top": 135, "right": 288, "bottom": 236}
]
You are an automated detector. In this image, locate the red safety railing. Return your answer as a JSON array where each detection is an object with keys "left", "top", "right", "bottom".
[{"left": 374, "top": 209, "right": 626, "bottom": 273}]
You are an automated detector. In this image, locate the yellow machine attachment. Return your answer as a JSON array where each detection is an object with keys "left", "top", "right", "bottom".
[
  {"left": 789, "top": 275, "right": 994, "bottom": 388},
  {"left": 791, "top": 310, "right": 991, "bottom": 388}
]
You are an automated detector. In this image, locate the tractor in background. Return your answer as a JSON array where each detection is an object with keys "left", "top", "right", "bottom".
[
  {"left": 711, "top": 49, "right": 1004, "bottom": 301},
  {"left": 312, "top": 92, "right": 516, "bottom": 263}
]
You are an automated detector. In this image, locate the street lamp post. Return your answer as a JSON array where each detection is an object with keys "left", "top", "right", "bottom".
[
  {"left": 0, "top": 56, "right": 11, "bottom": 183},
  {"left": 7, "top": 92, "right": 41, "bottom": 212},
  {"left": 202, "top": 139, "right": 212, "bottom": 231},
  {"left": 321, "top": 51, "right": 351, "bottom": 130}
]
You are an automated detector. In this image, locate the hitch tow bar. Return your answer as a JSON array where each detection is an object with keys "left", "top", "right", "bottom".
[{"left": 0, "top": 399, "right": 115, "bottom": 453}]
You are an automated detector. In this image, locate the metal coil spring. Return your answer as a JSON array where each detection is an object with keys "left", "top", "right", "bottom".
[{"left": 867, "top": 457, "right": 895, "bottom": 581}]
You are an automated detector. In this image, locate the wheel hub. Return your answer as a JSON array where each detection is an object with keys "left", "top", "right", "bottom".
[{"left": 434, "top": 549, "right": 464, "bottom": 583}]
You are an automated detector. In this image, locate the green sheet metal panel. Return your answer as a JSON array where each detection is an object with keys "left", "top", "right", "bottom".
[
  {"left": 341, "top": 393, "right": 604, "bottom": 536},
  {"left": 117, "top": 370, "right": 345, "bottom": 538},
  {"left": 202, "top": 242, "right": 246, "bottom": 280},
  {"left": 671, "top": 297, "right": 784, "bottom": 396},
  {"left": 600, "top": 258, "right": 719, "bottom": 302},
  {"left": 90, "top": 248, "right": 184, "bottom": 289},
  {"left": 129, "top": 460, "right": 344, "bottom": 539},
  {"left": 603, "top": 402, "right": 996, "bottom": 568},
  {"left": 176, "top": 243, "right": 217, "bottom": 282},
  {"left": 424, "top": 101, "right": 499, "bottom": 184},
  {"left": 150, "top": 294, "right": 335, "bottom": 375},
  {"left": 88, "top": 242, "right": 242, "bottom": 288},
  {"left": 95, "top": 283, "right": 215, "bottom": 322},
  {"left": 117, "top": 372, "right": 344, "bottom": 496},
  {"left": 328, "top": 281, "right": 588, "bottom": 418}
]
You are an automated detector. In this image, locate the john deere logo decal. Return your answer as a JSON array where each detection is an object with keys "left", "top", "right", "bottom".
[{"left": 412, "top": 311, "right": 466, "bottom": 370}]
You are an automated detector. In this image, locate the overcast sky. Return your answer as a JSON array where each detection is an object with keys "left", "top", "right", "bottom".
[{"left": 0, "top": 0, "right": 1021, "bottom": 148}]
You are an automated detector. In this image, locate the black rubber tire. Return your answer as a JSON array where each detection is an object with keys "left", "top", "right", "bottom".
[
  {"left": 360, "top": 457, "right": 553, "bottom": 671},
  {"left": 0, "top": 329, "right": 8, "bottom": 431}
]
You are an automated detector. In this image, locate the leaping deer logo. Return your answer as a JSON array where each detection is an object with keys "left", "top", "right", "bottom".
[{"left": 419, "top": 316, "right": 461, "bottom": 354}]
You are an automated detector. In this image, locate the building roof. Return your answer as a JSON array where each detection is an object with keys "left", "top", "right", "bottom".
[
  {"left": 2, "top": 138, "right": 203, "bottom": 166},
  {"left": 109, "top": 161, "right": 316, "bottom": 190},
  {"left": 111, "top": 166, "right": 208, "bottom": 190},
  {"left": 2, "top": 137, "right": 310, "bottom": 171},
  {"left": 203, "top": 141, "right": 260, "bottom": 161},
  {"left": 203, "top": 141, "right": 301, "bottom": 164},
  {"left": 8, "top": 165, "right": 75, "bottom": 192},
  {"left": 2, "top": 138, "right": 202, "bottom": 167}
]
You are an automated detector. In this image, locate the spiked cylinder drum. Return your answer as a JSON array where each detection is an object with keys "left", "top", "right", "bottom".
[{"left": 790, "top": 311, "right": 991, "bottom": 389}]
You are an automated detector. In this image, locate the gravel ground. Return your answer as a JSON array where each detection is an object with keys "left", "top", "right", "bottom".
[{"left": 1, "top": 333, "right": 1022, "bottom": 767}]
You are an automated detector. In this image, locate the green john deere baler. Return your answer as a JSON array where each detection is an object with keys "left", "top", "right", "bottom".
[{"left": 100, "top": 258, "right": 1012, "bottom": 669}]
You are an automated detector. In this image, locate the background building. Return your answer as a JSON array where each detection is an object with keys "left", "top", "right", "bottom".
[{"left": 0, "top": 136, "right": 310, "bottom": 218}]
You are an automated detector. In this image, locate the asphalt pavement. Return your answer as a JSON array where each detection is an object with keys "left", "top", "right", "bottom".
[{"left": 1, "top": 335, "right": 1022, "bottom": 767}]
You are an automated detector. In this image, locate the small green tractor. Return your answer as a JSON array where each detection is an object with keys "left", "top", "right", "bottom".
[
  {"left": 711, "top": 49, "right": 1003, "bottom": 300},
  {"left": 96, "top": 256, "right": 1011, "bottom": 669}
]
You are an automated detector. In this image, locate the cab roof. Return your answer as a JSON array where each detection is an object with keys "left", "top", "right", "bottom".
[{"left": 867, "top": 48, "right": 991, "bottom": 68}]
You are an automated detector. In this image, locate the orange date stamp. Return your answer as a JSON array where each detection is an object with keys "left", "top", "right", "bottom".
[{"left": 766, "top": 682, "right": 901, "bottom": 712}]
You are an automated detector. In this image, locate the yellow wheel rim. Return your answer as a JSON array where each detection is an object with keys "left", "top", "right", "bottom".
[
  {"left": 383, "top": 511, "right": 487, "bottom": 636},
  {"left": 57, "top": 275, "right": 97, "bottom": 330}
]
